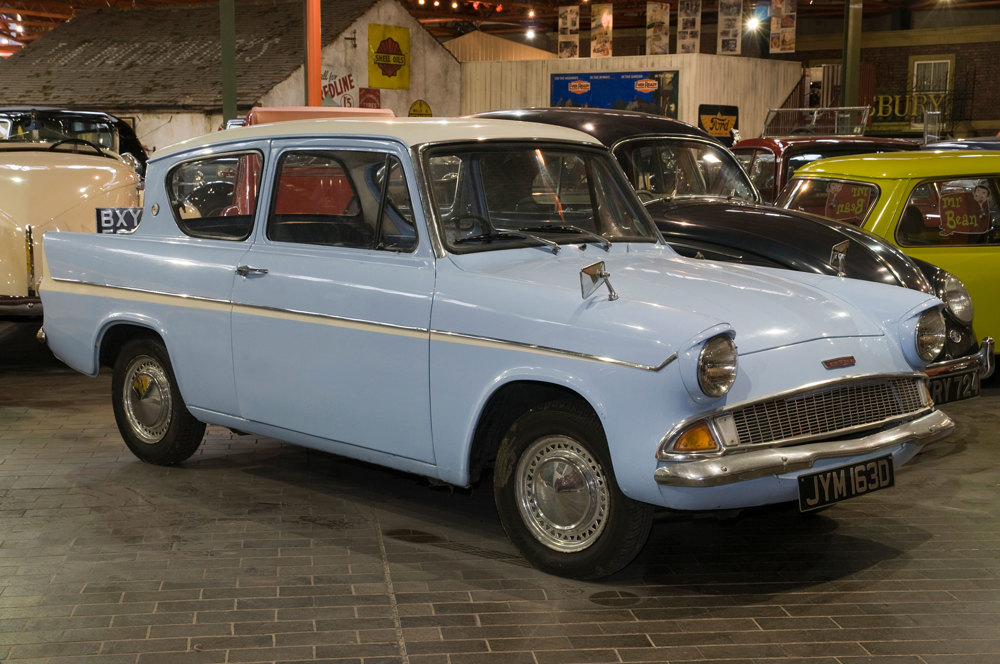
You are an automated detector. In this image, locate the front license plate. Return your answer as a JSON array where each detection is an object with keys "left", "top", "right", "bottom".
[
  {"left": 929, "top": 369, "right": 981, "bottom": 404},
  {"left": 798, "top": 455, "right": 894, "bottom": 512}
]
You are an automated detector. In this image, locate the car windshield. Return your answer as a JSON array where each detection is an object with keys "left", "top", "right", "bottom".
[
  {"left": 0, "top": 111, "right": 118, "bottom": 151},
  {"left": 613, "top": 138, "right": 757, "bottom": 204},
  {"left": 425, "top": 143, "right": 659, "bottom": 253}
]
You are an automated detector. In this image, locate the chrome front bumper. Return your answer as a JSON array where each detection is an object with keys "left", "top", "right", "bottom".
[
  {"left": 654, "top": 409, "right": 954, "bottom": 488},
  {"left": 925, "top": 337, "right": 994, "bottom": 381}
]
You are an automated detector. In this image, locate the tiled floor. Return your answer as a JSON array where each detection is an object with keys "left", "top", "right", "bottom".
[{"left": 1, "top": 322, "right": 999, "bottom": 663}]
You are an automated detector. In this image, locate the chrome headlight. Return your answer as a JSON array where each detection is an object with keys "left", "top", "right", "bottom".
[
  {"left": 915, "top": 308, "right": 946, "bottom": 362},
  {"left": 698, "top": 335, "right": 738, "bottom": 397},
  {"left": 936, "top": 272, "right": 974, "bottom": 324}
]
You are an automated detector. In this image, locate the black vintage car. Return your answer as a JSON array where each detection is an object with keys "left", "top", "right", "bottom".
[{"left": 475, "top": 107, "right": 993, "bottom": 402}]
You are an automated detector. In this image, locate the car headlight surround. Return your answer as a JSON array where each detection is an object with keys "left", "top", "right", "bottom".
[
  {"left": 915, "top": 307, "right": 946, "bottom": 362},
  {"left": 698, "top": 335, "right": 738, "bottom": 397},
  {"left": 936, "top": 272, "right": 974, "bottom": 325}
]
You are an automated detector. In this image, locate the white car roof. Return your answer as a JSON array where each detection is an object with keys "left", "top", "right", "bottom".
[{"left": 152, "top": 116, "right": 604, "bottom": 161}]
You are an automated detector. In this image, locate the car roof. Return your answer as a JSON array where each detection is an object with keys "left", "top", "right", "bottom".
[
  {"left": 791, "top": 149, "right": 1000, "bottom": 180},
  {"left": 471, "top": 107, "right": 713, "bottom": 146},
  {"left": 733, "top": 136, "right": 919, "bottom": 152},
  {"left": 923, "top": 137, "right": 1000, "bottom": 150},
  {"left": 152, "top": 117, "right": 604, "bottom": 161}
]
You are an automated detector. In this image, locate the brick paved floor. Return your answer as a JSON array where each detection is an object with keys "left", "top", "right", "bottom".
[{"left": 1, "top": 323, "right": 999, "bottom": 664}]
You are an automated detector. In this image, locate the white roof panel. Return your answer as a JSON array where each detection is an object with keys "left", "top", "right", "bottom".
[{"left": 152, "top": 117, "right": 604, "bottom": 161}]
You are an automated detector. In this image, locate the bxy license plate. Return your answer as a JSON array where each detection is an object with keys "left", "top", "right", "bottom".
[
  {"left": 798, "top": 455, "right": 894, "bottom": 512},
  {"left": 929, "top": 369, "right": 980, "bottom": 404}
]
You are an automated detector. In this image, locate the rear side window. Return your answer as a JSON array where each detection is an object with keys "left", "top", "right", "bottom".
[
  {"left": 167, "top": 151, "right": 263, "bottom": 241},
  {"left": 780, "top": 178, "right": 879, "bottom": 226},
  {"left": 266, "top": 150, "right": 416, "bottom": 252},
  {"left": 896, "top": 177, "right": 1000, "bottom": 246}
]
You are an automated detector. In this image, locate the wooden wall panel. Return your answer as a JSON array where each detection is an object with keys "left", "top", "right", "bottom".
[{"left": 460, "top": 54, "right": 802, "bottom": 138}]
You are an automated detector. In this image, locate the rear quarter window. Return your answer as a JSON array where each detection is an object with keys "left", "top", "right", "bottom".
[
  {"left": 780, "top": 178, "right": 879, "bottom": 227},
  {"left": 167, "top": 151, "right": 263, "bottom": 241}
]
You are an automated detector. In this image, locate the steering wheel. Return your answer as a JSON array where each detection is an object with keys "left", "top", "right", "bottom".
[{"left": 48, "top": 138, "right": 106, "bottom": 157}]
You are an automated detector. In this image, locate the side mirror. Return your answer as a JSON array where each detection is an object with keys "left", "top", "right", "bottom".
[
  {"left": 830, "top": 240, "right": 849, "bottom": 277},
  {"left": 580, "top": 261, "right": 619, "bottom": 301}
]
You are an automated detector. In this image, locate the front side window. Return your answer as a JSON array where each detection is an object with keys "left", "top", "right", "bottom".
[
  {"left": 267, "top": 150, "right": 416, "bottom": 251},
  {"left": 779, "top": 178, "right": 879, "bottom": 227},
  {"left": 425, "top": 144, "right": 657, "bottom": 253},
  {"left": 167, "top": 151, "right": 263, "bottom": 241},
  {"left": 896, "top": 177, "right": 1000, "bottom": 247},
  {"left": 615, "top": 139, "right": 757, "bottom": 204}
]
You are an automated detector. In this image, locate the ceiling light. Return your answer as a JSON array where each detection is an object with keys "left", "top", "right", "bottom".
[
  {"left": 746, "top": 16, "right": 761, "bottom": 31},
  {"left": 526, "top": 28, "right": 535, "bottom": 38}
]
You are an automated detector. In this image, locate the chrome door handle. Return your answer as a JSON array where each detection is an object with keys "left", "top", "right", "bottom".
[{"left": 235, "top": 265, "right": 269, "bottom": 276}]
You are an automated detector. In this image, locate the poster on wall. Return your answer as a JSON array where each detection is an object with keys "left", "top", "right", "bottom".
[
  {"left": 359, "top": 88, "right": 382, "bottom": 108},
  {"left": 558, "top": 6, "right": 580, "bottom": 58},
  {"left": 550, "top": 71, "right": 679, "bottom": 119},
  {"left": 716, "top": 0, "right": 742, "bottom": 55},
  {"left": 769, "top": 0, "right": 796, "bottom": 53},
  {"left": 368, "top": 24, "right": 410, "bottom": 89},
  {"left": 676, "top": 0, "right": 701, "bottom": 54},
  {"left": 645, "top": 3, "right": 670, "bottom": 55},
  {"left": 590, "top": 4, "right": 613, "bottom": 58},
  {"left": 697, "top": 104, "right": 739, "bottom": 146},
  {"left": 321, "top": 69, "right": 358, "bottom": 106}
]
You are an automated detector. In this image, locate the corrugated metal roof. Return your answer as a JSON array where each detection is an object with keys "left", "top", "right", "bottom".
[{"left": 0, "top": 0, "right": 379, "bottom": 111}]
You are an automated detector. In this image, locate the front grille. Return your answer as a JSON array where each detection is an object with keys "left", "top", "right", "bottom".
[{"left": 729, "top": 377, "right": 929, "bottom": 447}]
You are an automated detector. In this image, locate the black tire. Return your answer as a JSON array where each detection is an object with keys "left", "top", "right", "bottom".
[
  {"left": 493, "top": 399, "right": 653, "bottom": 579},
  {"left": 111, "top": 337, "right": 206, "bottom": 465}
]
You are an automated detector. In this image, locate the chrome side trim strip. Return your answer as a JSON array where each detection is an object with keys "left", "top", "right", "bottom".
[
  {"left": 654, "top": 409, "right": 954, "bottom": 487},
  {"left": 46, "top": 277, "right": 678, "bottom": 371},
  {"left": 431, "top": 329, "right": 677, "bottom": 372}
]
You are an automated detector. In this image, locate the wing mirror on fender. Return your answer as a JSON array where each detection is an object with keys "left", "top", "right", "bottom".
[{"left": 580, "top": 261, "right": 619, "bottom": 301}]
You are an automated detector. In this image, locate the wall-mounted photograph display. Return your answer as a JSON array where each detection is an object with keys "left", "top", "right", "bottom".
[
  {"left": 646, "top": 2, "right": 670, "bottom": 55},
  {"left": 676, "top": 0, "right": 702, "bottom": 54},
  {"left": 558, "top": 5, "right": 580, "bottom": 58},
  {"left": 717, "top": 0, "right": 742, "bottom": 55},
  {"left": 591, "top": 4, "right": 613, "bottom": 57}
]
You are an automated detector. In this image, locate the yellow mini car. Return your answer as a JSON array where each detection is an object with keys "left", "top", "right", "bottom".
[{"left": 779, "top": 151, "right": 1000, "bottom": 357}]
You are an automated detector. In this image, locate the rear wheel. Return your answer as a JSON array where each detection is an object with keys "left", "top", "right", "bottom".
[
  {"left": 111, "top": 337, "right": 206, "bottom": 465},
  {"left": 493, "top": 400, "right": 653, "bottom": 579}
]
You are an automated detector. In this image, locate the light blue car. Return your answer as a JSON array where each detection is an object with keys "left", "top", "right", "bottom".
[{"left": 39, "top": 118, "right": 955, "bottom": 579}]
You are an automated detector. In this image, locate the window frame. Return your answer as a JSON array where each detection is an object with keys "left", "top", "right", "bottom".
[
  {"left": 264, "top": 146, "right": 419, "bottom": 253},
  {"left": 895, "top": 175, "right": 1000, "bottom": 248},
  {"left": 778, "top": 176, "right": 882, "bottom": 228},
  {"left": 166, "top": 149, "right": 264, "bottom": 242}
]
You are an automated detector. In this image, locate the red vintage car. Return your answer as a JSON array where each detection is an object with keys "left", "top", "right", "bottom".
[{"left": 732, "top": 135, "right": 919, "bottom": 203}]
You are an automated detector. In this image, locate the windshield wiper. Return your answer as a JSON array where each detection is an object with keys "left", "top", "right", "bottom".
[
  {"left": 455, "top": 229, "right": 560, "bottom": 253},
  {"left": 518, "top": 224, "right": 612, "bottom": 252}
]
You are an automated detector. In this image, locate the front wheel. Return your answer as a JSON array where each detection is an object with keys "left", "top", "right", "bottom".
[
  {"left": 111, "top": 337, "right": 206, "bottom": 465},
  {"left": 493, "top": 400, "right": 653, "bottom": 579}
]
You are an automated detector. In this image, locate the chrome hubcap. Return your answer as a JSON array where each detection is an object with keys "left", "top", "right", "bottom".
[
  {"left": 515, "top": 435, "right": 609, "bottom": 552},
  {"left": 122, "top": 355, "right": 171, "bottom": 444}
]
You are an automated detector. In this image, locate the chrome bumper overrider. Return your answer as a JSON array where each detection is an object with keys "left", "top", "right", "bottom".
[
  {"left": 653, "top": 409, "right": 954, "bottom": 488},
  {"left": 925, "top": 337, "right": 994, "bottom": 381}
]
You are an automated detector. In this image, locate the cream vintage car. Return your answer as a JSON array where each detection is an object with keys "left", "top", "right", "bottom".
[{"left": 1, "top": 131, "right": 141, "bottom": 316}]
